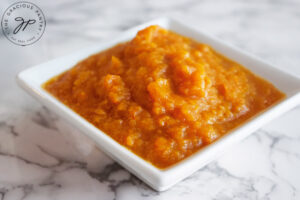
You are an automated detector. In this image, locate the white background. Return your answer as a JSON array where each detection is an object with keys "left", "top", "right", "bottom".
[{"left": 0, "top": 0, "right": 299, "bottom": 199}]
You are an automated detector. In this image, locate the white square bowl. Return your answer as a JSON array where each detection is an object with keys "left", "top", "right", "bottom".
[{"left": 16, "top": 18, "right": 300, "bottom": 191}]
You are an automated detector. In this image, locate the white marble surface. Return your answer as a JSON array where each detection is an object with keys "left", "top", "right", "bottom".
[{"left": 0, "top": 0, "right": 300, "bottom": 199}]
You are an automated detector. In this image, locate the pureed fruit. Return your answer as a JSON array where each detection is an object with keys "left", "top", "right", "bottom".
[{"left": 44, "top": 25, "right": 285, "bottom": 168}]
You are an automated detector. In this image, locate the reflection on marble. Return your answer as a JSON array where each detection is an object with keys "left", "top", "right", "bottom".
[{"left": 0, "top": 0, "right": 300, "bottom": 199}]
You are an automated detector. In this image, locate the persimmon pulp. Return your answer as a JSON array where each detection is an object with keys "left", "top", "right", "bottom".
[{"left": 43, "top": 25, "right": 285, "bottom": 168}]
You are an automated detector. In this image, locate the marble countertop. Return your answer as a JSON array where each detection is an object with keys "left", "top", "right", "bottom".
[{"left": 0, "top": 0, "right": 300, "bottom": 199}]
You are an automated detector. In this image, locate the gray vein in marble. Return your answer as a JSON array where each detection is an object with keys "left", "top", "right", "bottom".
[
  {"left": 0, "top": 121, "right": 19, "bottom": 137},
  {"left": 258, "top": 130, "right": 298, "bottom": 199},
  {"left": 31, "top": 108, "right": 59, "bottom": 131}
]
